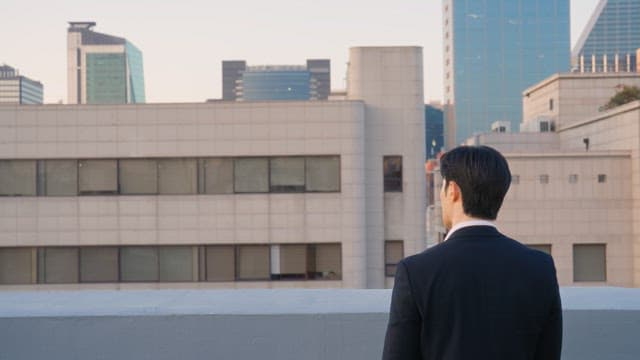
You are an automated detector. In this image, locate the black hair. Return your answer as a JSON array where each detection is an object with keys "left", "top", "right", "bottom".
[{"left": 440, "top": 146, "right": 511, "bottom": 220}]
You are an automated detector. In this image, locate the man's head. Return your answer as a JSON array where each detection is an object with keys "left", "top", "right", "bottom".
[{"left": 439, "top": 146, "right": 511, "bottom": 229}]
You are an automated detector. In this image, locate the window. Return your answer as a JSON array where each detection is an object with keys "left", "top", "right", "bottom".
[
  {"left": 385, "top": 241, "right": 404, "bottom": 277},
  {"left": 78, "top": 160, "right": 118, "bottom": 194},
  {"left": 308, "top": 243, "right": 341, "bottom": 280},
  {"left": 234, "top": 158, "right": 269, "bottom": 193},
  {"left": 573, "top": 244, "right": 606, "bottom": 282},
  {"left": 236, "top": 245, "right": 270, "bottom": 280},
  {"left": 511, "top": 175, "right": 520, "bottom": 185},
  {"left": 80, "top": 247, "right": 119, "bottom": 283},
  {"left": 120, "top": 247, "right": 159, "bottom": 282},
  {"left": 43, "top": 247, "right": 79, "bottom": 284},
  {"left": 598, "top": 174, "right": 607, "bottom": 183},
  {"left": 549, "top": 98, "right": 554, "bottom": 111},
  {"left": 158, "top": 159, "right": 197, "bottom": 194},
  {"left": 0, "top": 160, "right": 36, "bottom": 196},
  {"left": 384, "top": 156, "right": 403, "bottom": 192},
  {"left": 270, "top": 157, "right": 305, "bottom": 192},
  {"left": 274, "top": 244, "right": 307, "bottom": 280},
  {"left": 539, "top": 174, "right": 549, "bottom": 184},
  {"left": 159, "top": 246, "right": 194, "bottom": 282},
  {"left": 569, "top": 174, "right": 578, "bottom": 184},
  {"left": 0, "top": 248, "right": 33, "bottom": 284},
  {"left": 305, "top": 156, "right": 340, "bottom": 192},
  {"left": 540, "top": 121, "right": 550, "bottom": 132},
  {"left": 119, "top": 159, "right": 158, "bottom": 195},
  {"left": 206, "top": 246, "right": 235, "bottom": 281},
  {"left": 527, "top": 244, "right": 552, "bottom": 255},
  {"left": 201, "top": 158, "right": 233, "bottom": 194},
  {"left": 44, "top": 160, "right": 78, "bottom": 196}
]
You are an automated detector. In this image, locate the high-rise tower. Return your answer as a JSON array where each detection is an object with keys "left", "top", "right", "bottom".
[
  {"left": 67, "top": 22, "right": 145, "bottom": 104},
  {"left": 573, "top": 0, "right": 640, "bottom": 73},
  {"left": 443, "top": 0, "right": 570, "bottom": 147}
]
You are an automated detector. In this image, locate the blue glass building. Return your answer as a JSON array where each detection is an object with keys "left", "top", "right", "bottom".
[
  {"left": 573, "top": 0, "right": 640, "bottom": 73},
  {"left": 242, "top": 68, "right": 311, "bottom": 101},
  {"left": 222, "top": 60, "right": 330, "bottom": 101},
  {"left": 443, "top": 0, "right": 570, "bottom": 146},
  {"left": 68, "top": 22, "right": 145, "bottom": 104},
  {"left": 425, "top": 105, "right": 444, "bottom": 159}
]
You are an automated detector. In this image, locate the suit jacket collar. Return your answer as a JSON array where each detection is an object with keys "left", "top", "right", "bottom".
[{"left": 445, "top": 225, "right": 502, "bottom": 242}]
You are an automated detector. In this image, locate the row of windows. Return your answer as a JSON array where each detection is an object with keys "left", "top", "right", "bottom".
[
  {"left": 528, "top": 243, "right": 606, "bottom": 282},
  {"left": 511, "top": 174, "right": 607, "bottom": 185},
  {"left": 0, "top": 243, "right": 342, "bottom": 285},
  {"left": 0, "top": 156, "right": 341, "bottom": 196}
]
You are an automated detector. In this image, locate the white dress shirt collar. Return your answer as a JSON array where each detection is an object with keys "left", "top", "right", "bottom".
[{"left": 444, "top": 219, "right": 496, "bottom": 242}]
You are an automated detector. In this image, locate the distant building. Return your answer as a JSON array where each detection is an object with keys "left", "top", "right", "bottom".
[
  {"left": 573, "top": 0, "right": 640, "bottom": 73},
  {"left": 222, "top": 59, "right": 330, "bottom": 101},
  {"left": 443, "top": 0, "right": 571, "bottom": 147},
  {"left": 425, "top": 104, "right": 443, "bottom": 159},
  {"left": 0, "top": 65, "right": 43, "bottom": 104},
  {"left": 67, "top": 22, "right": 145, "bottom": 104}
]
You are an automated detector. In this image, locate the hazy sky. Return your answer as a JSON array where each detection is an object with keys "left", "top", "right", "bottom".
[{"left": 2, "top": 0, "right": 599, "bottom": 104}]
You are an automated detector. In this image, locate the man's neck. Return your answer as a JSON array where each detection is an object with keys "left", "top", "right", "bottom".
[{"left": 444, "top": 218, "right": 496, "bottom": 241}]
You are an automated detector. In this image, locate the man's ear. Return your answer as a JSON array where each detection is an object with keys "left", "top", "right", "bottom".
[{"left": 448, "top": 181, "right": 461, "bottom": 202}]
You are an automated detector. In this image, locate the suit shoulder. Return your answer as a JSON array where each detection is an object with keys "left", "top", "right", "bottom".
[{"left": 401, "top": 241, "right": 451, "bottom": 269}]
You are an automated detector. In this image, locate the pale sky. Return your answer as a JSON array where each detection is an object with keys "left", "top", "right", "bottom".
[{"left": 2, "top": 0, "right": 599, "bottom": 104}]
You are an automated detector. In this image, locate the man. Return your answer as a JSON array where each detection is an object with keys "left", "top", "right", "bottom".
[{"left": 382, "top": 146, "right": 562, "bottom": 360}]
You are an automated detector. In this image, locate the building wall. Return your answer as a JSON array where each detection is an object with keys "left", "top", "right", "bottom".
[
  {"left": 557, "top": 101, "right": 640, "bottom": 286},
  {"left": 347, "top": 47, "right": 426, "bottom": 288},
  {"left": 498, "top": 153, "right": 633, "bottom": 286},
  {"left": 523, "top": 73, "right": 640, "bottom": 128},
  {"left": 0, "top": 101, "right": 370, "bottom": 289}
]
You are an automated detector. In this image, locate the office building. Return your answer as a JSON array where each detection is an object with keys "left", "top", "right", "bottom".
[
  {"left": 0, "top": 65, "right": 43, "bottom": 104},
  {"left": 443, "top": 0, "right": 571, "bottom": 147},
  {"left": 425, "top": 104, "right": 444, "bottom": 159},
  {"left": 426, "top": 72, "right": 640, "bottom": 287},
  {"left": 0, "top": 47, "right": 425, "bottom": 290},
  {"left": 573, "top": 0, "right": 640, "bottom": 73},
  {"left": 222, "top": 59, "right": 330, "bottom": 101},
  {"left": 67, "top": 22, "right": 145, "bottom": 104}
]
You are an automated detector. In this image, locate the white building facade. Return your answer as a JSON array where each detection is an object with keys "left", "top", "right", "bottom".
[{"left": 0, "top": 47, "right": 425, "bottom": 290}]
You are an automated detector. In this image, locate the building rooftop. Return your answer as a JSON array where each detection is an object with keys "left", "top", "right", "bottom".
[{"left": 1, "top": 288, "right": 639, "bottom": 359}]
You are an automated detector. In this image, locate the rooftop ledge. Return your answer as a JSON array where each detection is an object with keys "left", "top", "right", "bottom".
[{"left": 1, "top": 287, "right": 639, "bottom": 360}]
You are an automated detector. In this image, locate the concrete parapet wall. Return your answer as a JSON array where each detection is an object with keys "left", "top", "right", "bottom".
[{"left": 0, "top": 288, "right": 639, "bottom": 359}]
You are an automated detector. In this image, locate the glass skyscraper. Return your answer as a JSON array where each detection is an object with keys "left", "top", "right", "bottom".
[
  {"left": 573, "top": 0, "right": 640, "bottom": 73},
  {"left": 222, "top": 60, "right": 330, "bottom": 101},
  {"left": 443, "top": 0, "right": 570, "bottom": 146},
  {"left": 67, "top": 22, "right": 145, "bottom": 104}
]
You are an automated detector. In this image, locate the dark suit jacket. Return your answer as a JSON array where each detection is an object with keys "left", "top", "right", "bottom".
[{"left": 382, "top": 226, "right": 562, "bottom": 360}]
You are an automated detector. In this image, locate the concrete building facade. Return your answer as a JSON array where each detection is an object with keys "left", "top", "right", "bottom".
[
  {"left": 0, "top": 47, "right": 425, "bottom": 290},
  {"left": 0, "top": 65, "right": 43, "bottom": 105},
  {"left": 67, "top": 22, "right": 145, "bottom": 105}
]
